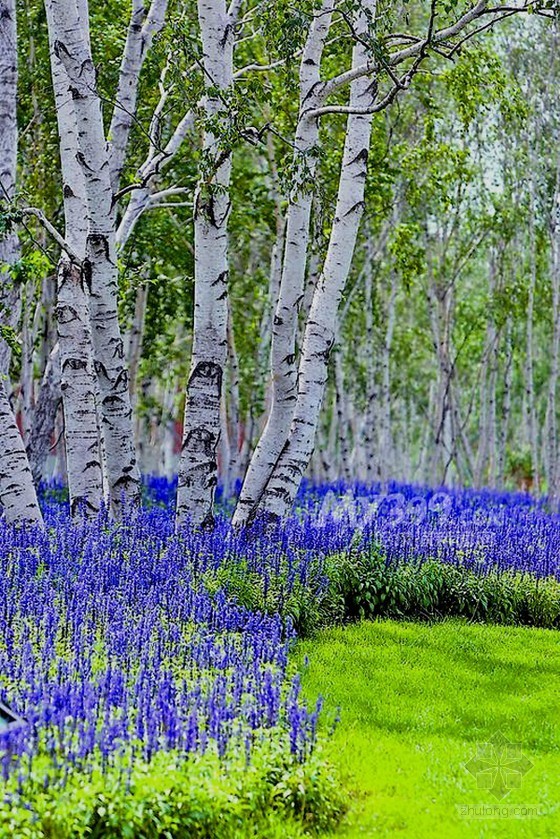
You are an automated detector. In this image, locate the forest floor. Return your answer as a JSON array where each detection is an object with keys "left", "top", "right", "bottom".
[{"left": 298, "top": 620, "right": 560, "bottom": 838}]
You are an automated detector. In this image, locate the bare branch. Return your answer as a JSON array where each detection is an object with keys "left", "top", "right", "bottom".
[
  {"left": 317, "top": 1, "right": 530, "bottom": 102},
  {"left": 108, "top": 0, "right": 169, "bottom": 192},
  {"left": 20, "top": 207, "right": 81, "bottom": 263}
]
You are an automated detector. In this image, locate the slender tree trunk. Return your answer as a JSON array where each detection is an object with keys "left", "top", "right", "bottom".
[
  {"left": 176, "top": 0, "right": 235, "bottom": 528},
  {"left": 334, "top": 352, "right": 352, "bottom": 482},
  {"left": 45, "top": 0, "right": 103, "bottom": 513},
  {"left": 474, "top": 251, "right": 497, "bottom": 487},
  {"left": 47, "top": 0, "right": 140, "bottom": 513},
  {"left": 547, "top": 159, "right": 560, "bottom": 501},
  {"left": 225, "top": 306, "right": 242, "bottom": 489},
  {"left": 27, "top": 343, "right": 61, "bottom": 485},
  {"left": 232, "top": 0, "right": 335, "bottom": 526},
  {"left": 28, "top": 270, "right": 60, "bottom": 479},
  {"left": 526, "top": 181, "right": 540, "bottom": 491},
  {"left": 362, "top": 249, "right": 379, "bottom": 483},
  {"left": 378, "top": 270, "right": 397, "bottom": 484},
  {"left": 0, "top": 0, "right": 43, "bottom": 525},
  {"left": 107, "top": 0, "right": 168, "bottom": 193},
  {"left": 498, "top": 321, "right": 513, "bottom": 488},
  {"left": 127, "top": 282, "right": 148, "bottom": 406},
  {"left": 255, "top": 0, "right": 378, "bottom": 519}
]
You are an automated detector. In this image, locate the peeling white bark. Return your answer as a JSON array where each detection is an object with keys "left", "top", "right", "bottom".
[
  {"left": 232, "top": 0, "right": 334, "bottom": 526},
  {"left": 547, "top": 158, "right": 560, "bottom": 501},
  {"left": 256, "top": 0, "right": 378, "bottom": 519},
  {"left": 176, "top": 0, "right": 235, "bottom": 528},
  {"left": 0, "top": 0, "right": 43, "bottom": 525},
  {"left": 27, "top": 343, "right": 62, "bottom": 485},
  {"left": 116, "top": 105, "right": 195, "bottom": 249},
  {"left": 526, "top": 177, "right": 540, "bottom": 491},
  {"left": 45, "top": 0, "right": 102, "bottom": 513},
  {"left": 57, "top": 260, "right": 104, "bottom": 515},
  {"left": 108, "top": 0, "right": 169, "bottom": 193},
  {"left": 46, "top": 0, "right": 141, "bottom": 513}
]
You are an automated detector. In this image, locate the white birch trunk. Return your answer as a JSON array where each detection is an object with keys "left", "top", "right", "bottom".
[
  {"left": 362, "top": 249, "right": 380, "bottom": 483},
  {"left": 107, "top": 0, "right": 168, "bottom": 193},
  {"left": 115, "top": 109, "right": 195, "bottom": 249},
  {"left": 0, "top": 0, "right": 43, "bottom": 525},
  {"left": 427, "top": 263, "right": 455, "bottom": 483},
  {"left": 176, "top": 0, "right": 235, "bottom": 528},
  {"left": 57, "top": 259, "right": 104, "bottom": 514},
  {"left": 27, "top": 344, "right": 62, "bottom": 484},
  {"left": 547, "top": 159, "right": 560, "bottom": 501},
  {"left": 45, "top": 0, "right": 103, "bottom": 512},
  {"left": 498, "top": 321, "right": 513, "bottom": 488},
  {"left": 526, "top": 180, "right": 540, "bottom": 491},
  {"left": 127, "top": 282, "right": 148, "bottom": 406},
  {"left": 225, "top": 306, "right": 242, "bottom": 489},
  {"left": 47, "top": 0, "right": 141, "bottom": 513},
  {"left": 334, "top": 351, "right": 352, "bottom": 482},
  {"left": 232, "top": 0, "right": 335, "bottom": 526},
  {"left": 378, "top": 270, "right": 397, "bottom": 484},
  {"left": 256, "top": 0, "right": 378, "bottom": 519},
  {"left": 474, "top": 252, "right": 497, "bottom": 487}
]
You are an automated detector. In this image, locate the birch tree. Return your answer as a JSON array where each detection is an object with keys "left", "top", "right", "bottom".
[
  {"left": 232, "top": 0, "right": 335, "bottom": 526},
  {"left": 176, "top": 0, "right": 237, "bottom": 528},
  {"left": 0, "top": 0, "right": 43, "bottom": 525},
  {"left": 233, "top": 0, "right": 535, "bottom": 522},
  {"left": 254, "top": 0, "right": 379, "bottom": 519},
  {"left": 43, "top": 0, "right": 168, "bottom": 514}
]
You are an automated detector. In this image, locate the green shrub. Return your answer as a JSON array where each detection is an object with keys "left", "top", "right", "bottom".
[
  {"left": 203, "top": 559, "right": 325, "bottom": 637},
  {"left": 203, "top": 547, "right": 560, "bottom": 637},
  {"left": 322, "top": 549, "right": 560, "bottom": 632},
  {"left": 0, "top": 744, "right": 346, "bottom": 839}
]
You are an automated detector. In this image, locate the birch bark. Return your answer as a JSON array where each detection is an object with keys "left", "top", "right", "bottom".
[
  {"left": 0, "top": 0, "right": 43, "bottom": 525},
  {"left": 362, "top": 248, "right": 378, "bottom": 483},
  {"left": 46, "top": 0, "right": 141, "bottom": 513},
  {"left": 27, "top": 344, "right": 62, "bottom": 484},
  {"left": 378, "top": 270, "right": 397, "bottom": 484},
  {"left": 526, "top": 179, "right": 540, "bottom": 491},
  {"left": 45, "top": 0, "right": 103, "bottom": 514},
  {"left": 176, "top": 0, "right": 235, "bottom": 528},
  {"left": 107, "top": 0, "right": 169, "bottom": 193},
  {"left": 255, "top": 0, "right": 378, "bottom": 519},
  {"left": 232, "top": 0, "right": 335, "bottom": 525},
  {"left": 547, "top": 158, "right": 560, "bottom": 501}
]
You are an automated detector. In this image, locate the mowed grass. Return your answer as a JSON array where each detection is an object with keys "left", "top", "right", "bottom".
[{"left": 297, "top": 620, "right": 560, "bottom": 838}]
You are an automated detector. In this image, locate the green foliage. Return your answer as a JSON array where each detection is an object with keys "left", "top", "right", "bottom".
[
  {"left": 0, "top": 745, "right": 346, "bottom": 839},
  {"left": 0, "top": 324, "right": 20, "bottom": 361},
  {"left": 388, "top": 222, "right": 425, "bottom": 287},
  {"left": 202, "top": 547, "right": 560, "bottom": 639},
  {"left": 324, "top": 549, "right": 560, "bottom": 630},
  {"left": 203, "top": 557, "right": 326, "bottom": 639},
  {"left": 10, "top": 249, "right": 51, "bottom": 286},
  {"left": 443, "top": 46, "right": 527, "bottom": 129}
]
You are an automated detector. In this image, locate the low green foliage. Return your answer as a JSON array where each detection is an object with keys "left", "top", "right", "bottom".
[
  {"left": 203, "top": 557, "right": 327, "bottom": 638},
  {"left": 204, "top": 549, "right": 560, "bottom": 637},
  {"left": 0, "top": 744, "right": 346, "bottom": 839},
  {"left": 324, "top": 551, "right": 560, "bottom": 630}
]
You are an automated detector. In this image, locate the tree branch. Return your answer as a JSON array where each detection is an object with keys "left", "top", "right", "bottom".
[{"left": 20, "top": 207, "right": 81, "bottom": 263}]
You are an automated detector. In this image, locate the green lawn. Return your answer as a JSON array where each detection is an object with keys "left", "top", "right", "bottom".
[{"left": 297, "top": 620, "right": 560, "bottom": 838}]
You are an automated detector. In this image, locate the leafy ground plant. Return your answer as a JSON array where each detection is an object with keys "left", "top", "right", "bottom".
[{"left": 0, "top": 745, "right": 346, "bottom": 838}]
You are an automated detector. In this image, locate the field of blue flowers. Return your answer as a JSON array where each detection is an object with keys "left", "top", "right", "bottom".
[{"left": 0, "top": 478, "right": 559, "bottom": 836}]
